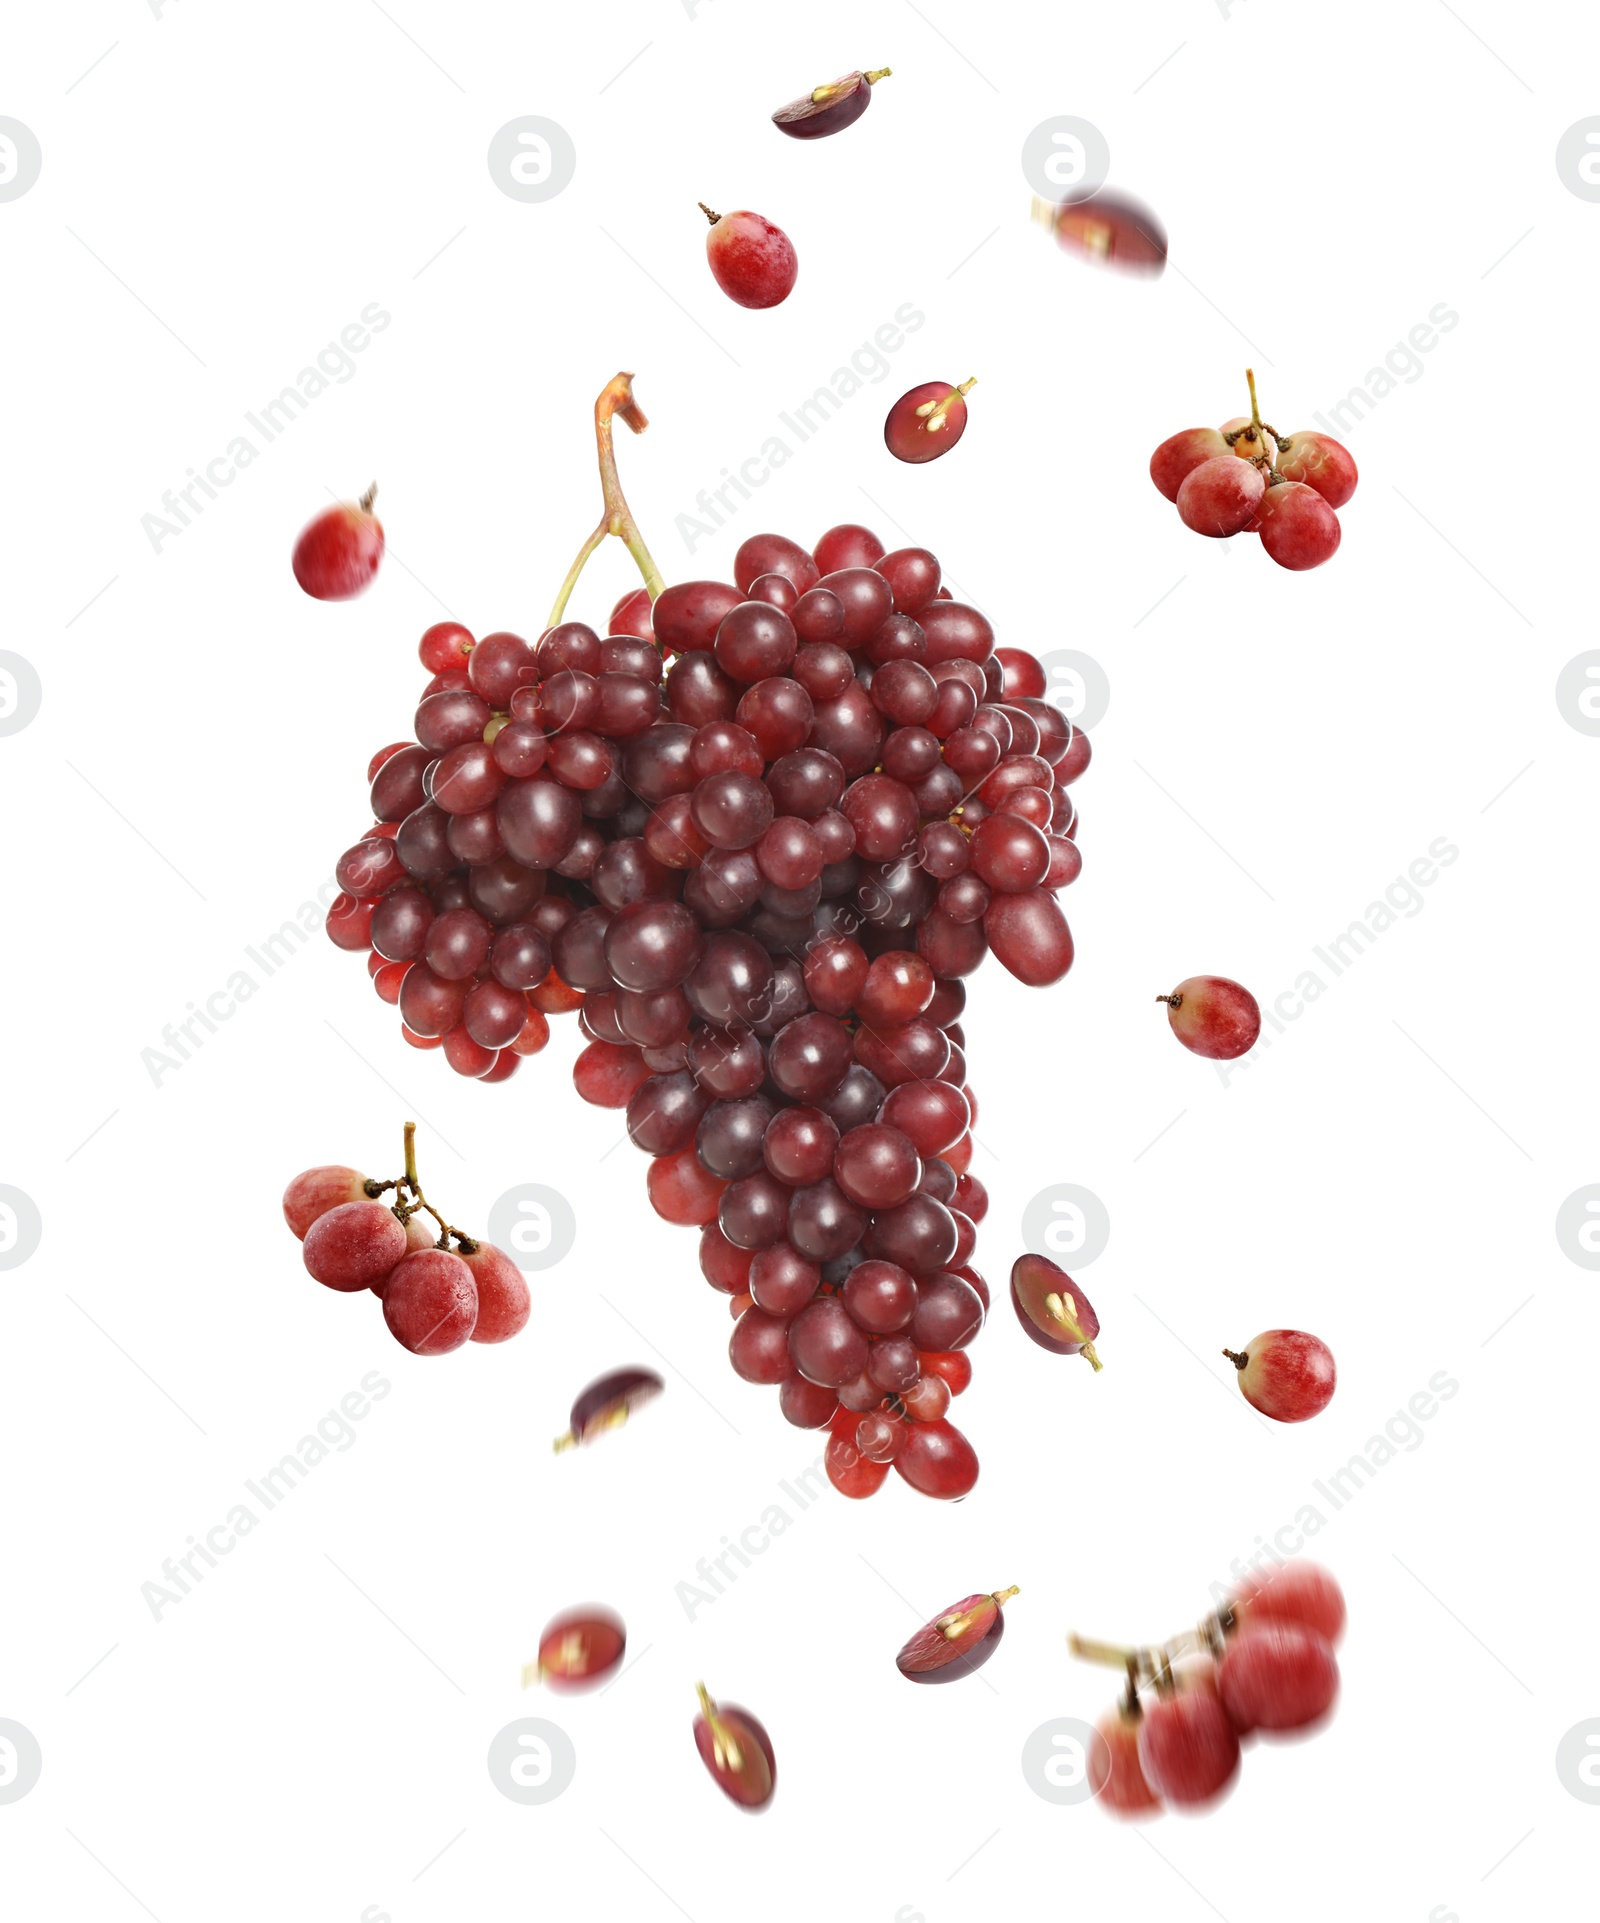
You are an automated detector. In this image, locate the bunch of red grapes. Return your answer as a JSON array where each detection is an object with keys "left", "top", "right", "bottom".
[
  {"left": 1150, "top": 370, "right": 1358, "bottom": 571},
  {"left": 282, "top": 1134, "right": 530, "bottom": 1354},
  {"left": 1080, "top": 1561, "right": 1346, "bottom": 1818},
  {"left": 323, "top": 386, "right": 1087, "bottom": 1500}
]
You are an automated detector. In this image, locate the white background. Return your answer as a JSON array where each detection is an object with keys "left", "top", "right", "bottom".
[{"left": 2, "top": 1, "right": 1596, "bottom": 1919}]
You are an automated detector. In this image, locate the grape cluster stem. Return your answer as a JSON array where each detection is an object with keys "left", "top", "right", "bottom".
[
  {"left": 1069, "top": 1602, "right": 1241, "bottom": 1714},
  {"left": 364, "top": 1120, "right": 478, "bottom": 1253},
  {"left": 546, "top": 373, "right": 667, "bottom": 630}
]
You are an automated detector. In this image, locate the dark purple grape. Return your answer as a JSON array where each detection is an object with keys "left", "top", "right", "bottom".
[
  {"left": 818, "top": 1064, "right": 887, "bottom": 1134},
  {"left": 864, "top": 1194, "right": 959, "bottom": 1276},
  {"left": 788, "top": 1297, "right": 869, "bottom": 1388},
  {"left": 719, "top": 1172, "right": 793, "bottom": 1251},
  {"left": 687, "top": 1025, "right": 767, "bottom": 1098},
  {"left": 787, "top": 1177, "right": 869, "bottom": 1261},
  {"left": 910, "top": 1271, "right": 985, "bottom": 1350},
  {"left": 371, "top": 887, "right": 434, "bottom": 961},
  {"left": 490, "top": 922, "right": 553, "bottom": 991},
  {"left": 696, "top": 1097, "right": 775, "bottom": 1180},
  {"left": 768, "top": 1012, "right": 854, "bottom": 1101},
  {"left": 685, "top": 932, "right": 775, "bottom": 1026},
  {"left": 551, "top": 905, "right": 614, "bottom": 991},
  {"left": 497, "top": 777, "right": 583, "bottom": 870},
  {"left": 627, "top": 1071, "right": 709, "bottom": 1154}
]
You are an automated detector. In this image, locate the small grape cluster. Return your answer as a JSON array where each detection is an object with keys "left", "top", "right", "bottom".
[
  {"left": 1151, "top": 370, "right": 1358, "bottom": 570},
  {"left": 1074, "top": 1561, "right": 1346, "bottom": 1817},
  {"left": 321, "top": 375, "right": 1089, "bottom": 1500},
  {"left": 283, "top": 1124, "right": 529, "bottom": 1355}
]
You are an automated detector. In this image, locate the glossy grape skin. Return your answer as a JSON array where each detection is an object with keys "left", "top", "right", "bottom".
[
  {"left": 469, "top": 631, "right": 539, "bottom": 707},
  {"left": 292, "top": 499, "right": 384, "bottom": 600},
  {"left": 1160, "top": 975, "right": 1260, "bottom": 1059},
  {"left": 825, "top": 1412, "right": 891, "bottom": 1497},
  {"left": 779, "top": 1375, "right": 839, "bottom": 1428},
  {"left": 1232, "top": 1562, "right": 1346, "bottom": 1644},
  {"left": 573, "top": 1039, "right": 651, "bottom": 1110},
  {"left": 382, "top": 1248, "right": 479, "bottom": 1354},
  {"left": 856, "top": 1407, "right": 908, "bottom": 1461},
  {"left": 497, "top": 776, "right": 583, "bottom": 870},
  {"left": 833, "top": 1124, "right": 921, "bottom": 1209},
  {"left": 715, "top": 601, "right": 798, "bottom": 682},
  {"left": 840, "top": 1259, "right": 915, "bottom": 1334},
  {"left": 748, "top": 1243, "right": 821, "bottom": 1316},
  {"left": 419, "top": 621, "right": 474, "bottom": 674},
  {"left": 768, "top": 1013, "right": 853, "bottom": 1101},
  {"left": 283, "top": 1166, "right": 369, "bottom": 1240},
  {"left": 605, "top": 900, "right": 703, "bottom": 992},
  {"left": 969, "top": 813, "right": 1051, "bottom": 893},
  {"left": 1135, "top": 1686, "right": 1240, "bottom": 1809},
  {"left": 646, "top": 1146, "right": 726, "bottom": 1223},
  {"left": 1255, "top": 480, "right": 1342, "bottom": 570},
  {"left": 754, "top": 1107, "right": 832, "bottom": 1188},
  {"left": 983, "top": 889, "right": 1072, "bottom": 986},
  {"left": 703, "top": 206, "right": 798, "bottom": 309},
  {"left": 787, "top": 1177, "right": 869, "bottom": 1263},
  {"left": 1219, "top": 1623, "right": 1339, "bottom": 1734},
  {"left": 893, "top": 1416, "right": 978, "bottom": 1498},
  {"left": 909, "top": 1271, "right": 983, "bottom": 1350},
  {"left": 788, "top": 1296, "right": 869, "bottom": 1387},
  {"left": 729, "top": 1306, "right": 798, "bottom": 1383},
  {"left": 875, "top": 546, "right": 940, "bottom": 611},
  {"left": 370, "top": 745, "right": 430, "bottom": 823},
  {"left": 1177, "top": 456, "right": 1265, "bottom": 537},
  {"left": 885, "top": 382, "right": 971, "bottom": 464},
  {"left": 536, "top": 1607, "right": 626, "bottom": 1689},
  {"left": 896, "top": 1591, "right": 1011, "bottom": 1683},
  {"left": 814, "top": 523, "right": 886, "bottom": 572},
  {"left": 1276, "top": 430, "right": 1358, "bottom": 506},
  {"left": 1226, "top": 1329, "right": 1336, "bottom": 1422},
  {"left": 919, "top": 1349, "right": 972, "bottom": 1395}
]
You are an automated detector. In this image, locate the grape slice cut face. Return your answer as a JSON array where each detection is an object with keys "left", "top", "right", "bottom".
[
  {"left": 1010, "top": 1253, "right": 1101, "bottom": 1366},
  {"left": 554, "top": 1366, "right": 665, "bottom": 1450},
  {"left": 693, "top": 1684, "right": 776, "bottom": 1809},
  {"left": 525, "top": 1606, "right": 626, "bottom": 1690},
  {"left": 895, "top": 1586, "right": 1018, "bottom": 1683}
]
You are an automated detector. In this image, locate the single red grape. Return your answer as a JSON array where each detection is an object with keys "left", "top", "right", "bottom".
[
  {"left": 282, "top": 1166, "right": 369, "bottom": 1240},
  {"left": 702, "top": 205, "right": 798, "bottom": 308},
  {"left": 1158, "top": 975, "right": 1260, "bottom": 1059},
  {"left": 1224, "top": 1329, "right": 1336, "bottom": 1422},
  {"left": 292, "top": 492, "right": 384, "bottom": 600},
  {"left": 382, "top": 1247, "right": 478, "bottom": 1353}
]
